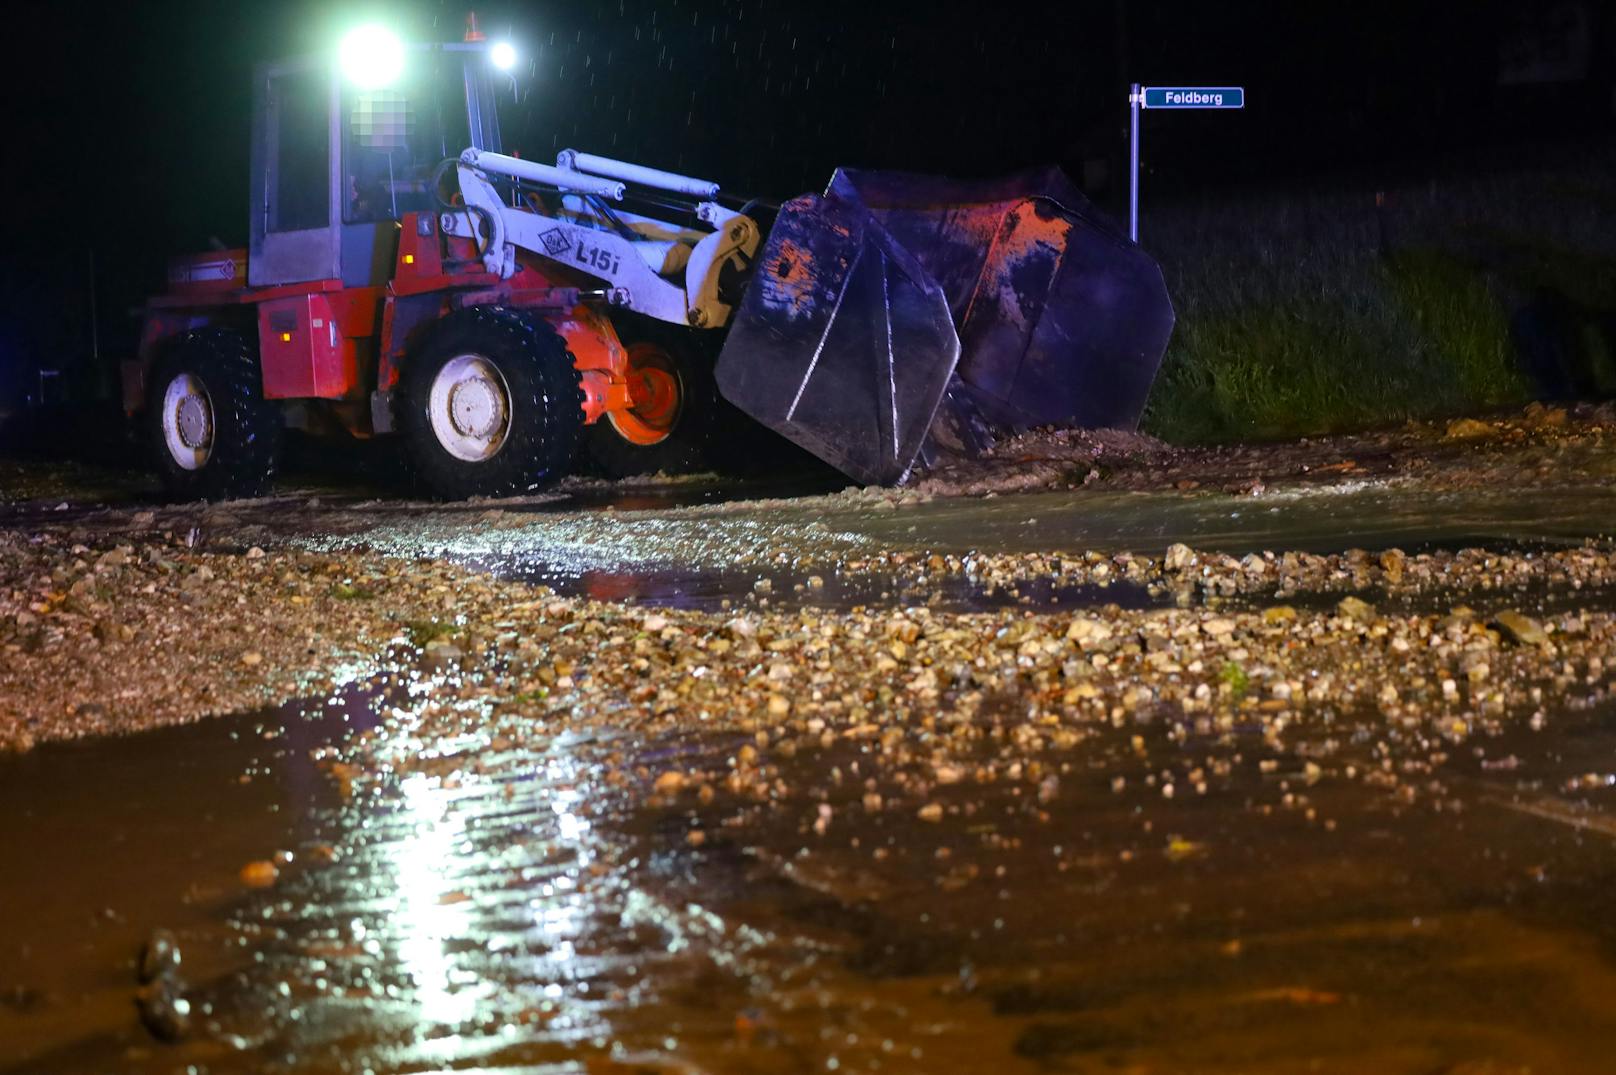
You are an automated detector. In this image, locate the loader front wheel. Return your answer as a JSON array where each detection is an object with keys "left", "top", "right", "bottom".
[
  {"left": 146, "top": 328, "right": 280, "bottom": 501},
  {"left": 401, "top": 307, "right": 584, "bottom": 499},
  {"left": 584, "top": 339, "right": 717, "bottom": 478}
]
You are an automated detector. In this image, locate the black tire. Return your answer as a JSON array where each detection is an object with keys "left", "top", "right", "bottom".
[
  {"left": 583, "top": 331, "right": 721, "bottom": 479},
  {"left": 146, "top": 327, "right": 280, "bottom": 501},
  {"left": 400, "top": 306, "right": 584, "bottom": 499}
]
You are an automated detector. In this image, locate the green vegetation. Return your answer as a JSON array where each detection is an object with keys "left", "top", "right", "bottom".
[
  {"left": 403, "top": 619, "right": 456, "bottom": 646},
  {"left": 1218, "top": 660, "right": 1250, "bottom": 698},
  {"left": 1382, "top": 249, "right": 1525, "bottom": 407},
  {"left": 1140, "top": 149, "right": 1616, "bottom": 442}
]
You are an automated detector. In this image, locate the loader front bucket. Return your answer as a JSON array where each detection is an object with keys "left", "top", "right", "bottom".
[
  {"left": 827, "top": 167, "right": 1176, "bottom": 433},
  {"left": 714, "top": 193, "right": 961, "bottom": 486}
]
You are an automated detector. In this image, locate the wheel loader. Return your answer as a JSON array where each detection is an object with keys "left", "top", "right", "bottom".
[{"left": 125, "top": 20, "right": 1174, "bottom": 501}]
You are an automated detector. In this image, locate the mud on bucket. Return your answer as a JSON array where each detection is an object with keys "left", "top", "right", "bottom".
[{"left": 714, "top": 193, "right": 961, "bottom": 486}]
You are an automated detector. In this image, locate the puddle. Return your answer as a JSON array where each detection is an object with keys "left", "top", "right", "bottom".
[
  {"left": 0, "top": 677, "right": 396, "bottom": 1070},
  {"left": 470, "top": 558, "right": 1160, "bottom": 613}
]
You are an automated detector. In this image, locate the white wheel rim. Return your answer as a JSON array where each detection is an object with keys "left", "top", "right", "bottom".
[
  {"left": 161, "top": 372, "right": 214, "bottom": 471},
  {"left": 428, "top": 353, "right": 512, "bottom": 462}
]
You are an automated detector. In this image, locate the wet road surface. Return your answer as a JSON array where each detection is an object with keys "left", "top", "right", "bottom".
[
  {"left": 10, "top": 474, "right": 1616, "bottom": 615},
  {"left": 0, "top": 680, "right": 378, "bottom": 1068},
  {"left": 8, "top": 658, "right": 1616, "bottom": 1073},
  {"left": 7, "top": 447, "right": 1616, "bottom": 1072}
]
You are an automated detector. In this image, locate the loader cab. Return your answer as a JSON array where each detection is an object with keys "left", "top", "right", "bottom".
[{"left": 248, "top": 39, "right": 506, "bottom": 288}]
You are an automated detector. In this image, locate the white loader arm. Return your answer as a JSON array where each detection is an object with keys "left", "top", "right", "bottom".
[{"left": 445, "top": 148, "right": 759, "bottom": 329}]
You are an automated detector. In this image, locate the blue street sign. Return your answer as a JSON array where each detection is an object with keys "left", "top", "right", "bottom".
[
  {"left": 1128, "top": 83, "right": 1245, "bottom": 243},
  {"left": 1142, "top": 86, "right": 1245, "bottom": 110}
]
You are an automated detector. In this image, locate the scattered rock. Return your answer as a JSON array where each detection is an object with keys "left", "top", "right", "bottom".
[
  {"left": 1438, "top": 606, "right": 1477, "bottom": 633},
  {"left": 420, "top": 640, "right": 464, "bottom": 671},
  {"left": 1443, "top": 417, "right": 1493, "bottom": 441},
  {"left": 134, "top": 976, "right": 191, "bottom": 1042},
  {"left": 1336, "top": 596, "right": 1376, "bottom": 623},
  {"left": 1492, "top": 610, "right": 1549, "bottom": 647},
  {"left": 137, "top": 929, "right": 181, "bottom": 984},
  {"left": 1065, "top": 617, "right": 1112, "bottom": 644},
  {"left": 1, "top": 729, "right": 36, "bottom": 754},
  {"left": 239, "top": 860, "right": 279, "bottom": 888},
  {"left": 1524, "top": 402, "right": 1569, "bottom": 430},
  {"left": 1164, "top": 543, "right": 1195, "bottom": 572}
]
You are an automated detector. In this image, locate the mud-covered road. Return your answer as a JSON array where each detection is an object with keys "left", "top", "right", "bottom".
[{"left": 4, "top": 406, "right": 1616, "bottom": 1073}]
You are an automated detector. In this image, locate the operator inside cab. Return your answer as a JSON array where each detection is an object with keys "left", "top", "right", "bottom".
[
  {"left": 343, "top": 61, "right": 468, "bottom": 223},
  {"left": 347, "top": 90, "right": 414, "bottom": 221}
]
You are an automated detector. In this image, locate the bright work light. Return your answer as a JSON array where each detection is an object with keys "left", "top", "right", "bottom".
[
  {"left": 490, "top": 41, "right": 517, "bottom": 71},
  {"left": 340, "top": 25, "right": 405, "bottom": 88}
]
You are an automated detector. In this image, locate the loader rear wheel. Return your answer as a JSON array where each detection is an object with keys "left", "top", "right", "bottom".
[
  {"left": 146, "top": 328, "right": 280, "bottom": 501},
  {"left": 401, "top": 307, "right": 584, "bottom": 499},
  {"left": 584, "top": 339, "right": 718, "bottom": 478}
]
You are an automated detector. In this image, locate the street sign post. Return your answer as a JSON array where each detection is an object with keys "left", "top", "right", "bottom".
[
  {"left": 1129, "top": 85, "right": 1246, "bottom": 242},
  {"left": 1142, "top": 86, "right": 1245, "bottom": 110}
]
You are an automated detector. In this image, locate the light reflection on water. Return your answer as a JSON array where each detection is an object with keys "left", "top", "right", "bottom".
[
  {"left": 14, "top": 671, "right": 1616, "bottom": 1073},
  {"left": 388, "top": 774, "right": 478, "bottom": 1029},
  {"left": 283, "top": 480, "right": 1616, "bottom": 620},
  {"left": 325, "top": 721, "right": 675, "bottom": 1066},
  {"left": 275, "top": 684, "right": 1616, "bottom": 1075}
]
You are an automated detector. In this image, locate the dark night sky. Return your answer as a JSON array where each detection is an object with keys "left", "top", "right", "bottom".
[{"left": 1, "top": 0, "right": 1611, "bottom": 397}]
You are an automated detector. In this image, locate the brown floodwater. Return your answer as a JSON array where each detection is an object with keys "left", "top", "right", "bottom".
[
  {"left": 7, "top": 660, "right": 1616, "bottom": 1073},
  {"left": 8, "top": 454, "right": 1616, "bottom": 1071},
  {"left": 150, "top": 476, "right": 1616, "bottom": 615}
]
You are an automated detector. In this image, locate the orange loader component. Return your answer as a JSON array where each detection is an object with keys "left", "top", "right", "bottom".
[
  {"left": 609, "top": 343, "right": 682, "bottom": 446},
  {"left": 552, "top": 305, "right": 681, "bottom": 446},
  {"left": 126, "top": 23, "right": 743, "bottom": 502}
]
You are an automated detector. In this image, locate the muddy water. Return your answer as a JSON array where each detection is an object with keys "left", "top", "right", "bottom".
[
  {"left": 477, "top": 559, "right": 1159, "bottom": 614},
  {"left": 9, "top": 463, "right": 1616, "bottom": 1071},
  {"left": 374, "top": 477, "right": 1616, "bottom": 560},
  {"left": 253, "top": 478, "right": 1615, "bottom": 614},
  {"left": 0, "top": 679, "right": 392, "bottom": 1070},
  {"left": 14, "top": 468, "right": 1616, "bottom": 615},
  {"left": 842, "top": 480, "right": 1616, "bottom": 554},
  {"left": 10, "top": 670, "right": 1616, "bottom": 1073}
]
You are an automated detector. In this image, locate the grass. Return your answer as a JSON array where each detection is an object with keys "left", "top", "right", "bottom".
[
  {"left": 1382, "top": 249, "right": 1525, "bottom": 407},
  {"left": 1218, "top": 660, "right": 1250, "bottom": 699},
  {"left": 404, "top": 619, "right": 457, "bottom": 647},
  {"left": 1139, "top": 146, "right": 1616, "bottom": 442}
]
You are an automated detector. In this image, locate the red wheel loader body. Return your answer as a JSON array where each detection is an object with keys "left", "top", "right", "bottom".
[{"left": 125, "top": 22, "right": 1174, "bottom": 499}]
